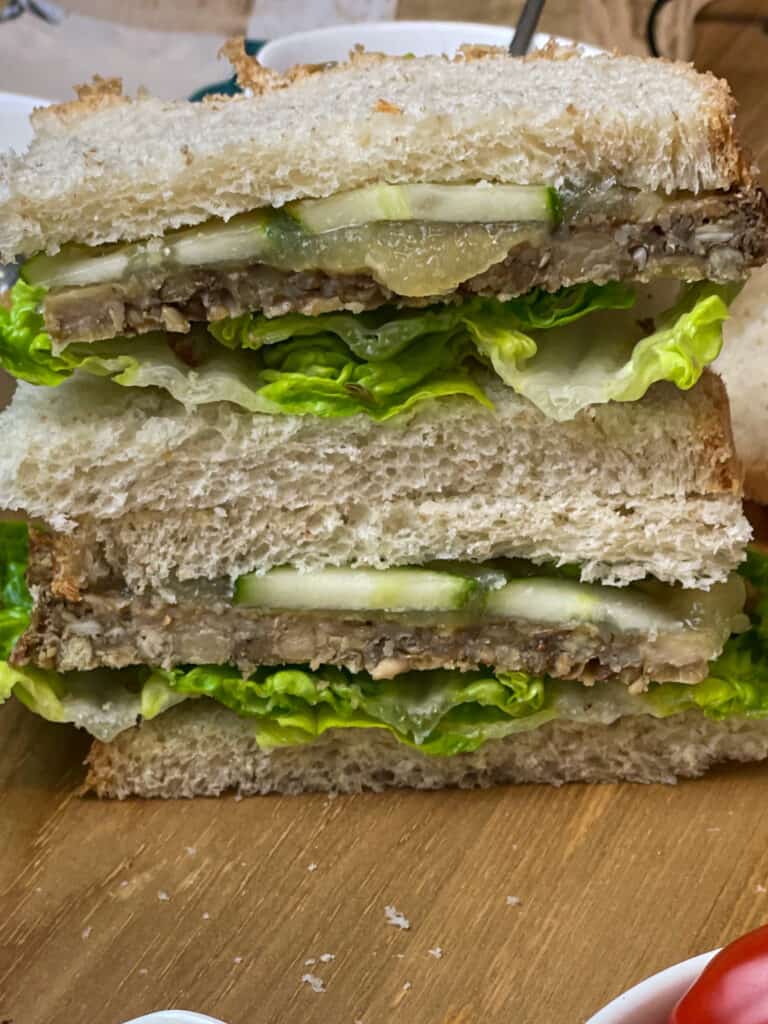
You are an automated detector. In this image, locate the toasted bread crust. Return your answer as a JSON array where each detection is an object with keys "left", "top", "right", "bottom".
[
  {"left": 695, "top": 370, "right": 744, "bottom": 495},
  {"left": 30, "top": 75, "right": 129, "bottom": 132}
]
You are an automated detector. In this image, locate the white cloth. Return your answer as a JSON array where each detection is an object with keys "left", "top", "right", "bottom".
[
  {"left": 247, "top": 0, "right": 397, "bottom": 38},
  {"left": 0, "top": 2, "right": 398, "bottom": 102},
  {"left": 0, "top": 13, "right": 229, "bottom": 100}
]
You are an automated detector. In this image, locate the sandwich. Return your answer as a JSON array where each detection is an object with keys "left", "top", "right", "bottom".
[
  {"left": 1, "top": 43, "right": 767, "bottom": 797},
  {"left": 715, "top": 264, "right": 768, "bottom": 504}
]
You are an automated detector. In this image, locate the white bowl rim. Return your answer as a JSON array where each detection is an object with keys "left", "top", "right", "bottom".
[
  {"left": 260, "top": 19, "right": 525, "bottom": 47},
  {"left": 258, "top": 20, "right": 602, "bottom": 69},
  {"left": 587, "top": 950, "right": 718, "bottom": 1024}
]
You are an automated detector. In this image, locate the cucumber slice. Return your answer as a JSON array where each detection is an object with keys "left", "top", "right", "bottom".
[
  {"left": 286, "top": 183, "right": 559, "bottom": 233},
  {"left": 233, "top": 567, "right": 478, "bottom": 613},
  {"left": 287, "top": 186, "right": 412, "bottom": 233},
  {"left": 166, "top": 212, "right": 274, "bottom": 268},
  {"left": 485, "top": 578, "right": 679, "bottom": 633},
  {"left": 23, "top": 246, "right": 132, "bottom": 290},
  {"left": 406, "top": 184, "right": 559, "bottom": 225},
  {"left": 22, "top": 211, "right": 276, "bottom": 290}
]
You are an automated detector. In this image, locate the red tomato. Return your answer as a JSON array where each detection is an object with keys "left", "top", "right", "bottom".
[{"left": 670, "top": 924, "right": 768, "bottom": 1024}]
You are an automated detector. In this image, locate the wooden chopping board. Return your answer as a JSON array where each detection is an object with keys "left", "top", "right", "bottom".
[{"left": 5, "top": 704, "right": 768, "bottom": 1024}]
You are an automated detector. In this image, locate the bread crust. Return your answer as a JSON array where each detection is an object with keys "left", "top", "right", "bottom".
[
  {"left": 30, "top": 75, "right": 128, "bottom": 132},
  {"left": 695, "top": 370, "right": 743, "bottom": 495}
]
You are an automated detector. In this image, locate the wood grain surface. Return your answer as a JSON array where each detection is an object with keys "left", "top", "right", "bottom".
[
  {"left": 5, "top": 701, "right": 768, "bottom": 1024},
  {"left": 2, "top": 4, "right": 768, "bottom": 1024}
]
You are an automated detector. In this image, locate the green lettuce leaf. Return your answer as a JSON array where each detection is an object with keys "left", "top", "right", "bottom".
[
  {"left": 646, "top": 644, "right": 768, "bottom": 720},
  {"left": 0, "top": 661, "right": 183, "bottom": 740},
  {"left": 0, "top": 520, "right": 32, "bottom": 660},
  {"left": 0, "top": 280, "right": 75, "bottom": 385},
  {"left": 466, "top": 282, "right": 737, "bottom": 420},
  {"left": 78, "top": 332, "right": 491, "bottom": 421},
  {"left": 0, "top": 284, "right": 491, "bottom": 420},
  {"left": 647, "top": 547, "right": 768, "bottom": 719},
  {"left": 154, "top": 663, "right": 554, "bottom": 754},
  {"left": 212, "top": 282, "right": 635, "bottom": 362}
]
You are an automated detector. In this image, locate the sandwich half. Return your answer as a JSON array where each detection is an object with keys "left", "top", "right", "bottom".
[{"left": 1, "top": 43, "right": 767, "bottom": 796}]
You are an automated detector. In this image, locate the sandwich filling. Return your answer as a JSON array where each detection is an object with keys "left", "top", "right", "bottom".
[
  {"left": 0, "top": 276, "right": 739, "bottom": 421},
  {"left": 15, "top": 529, "right": 747, "bottom": 687},
  {"left": 4, "top": 179, "right": 763, "bottom": 423},
  {"left": 19, "top": 184, "right": 768, "bottom": 343},
  {"left": 2, "top": 523, "right": 767, "bottom": 753}
]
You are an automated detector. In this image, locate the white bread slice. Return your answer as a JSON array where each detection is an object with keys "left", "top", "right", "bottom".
[
  {"left": 84, "top": 701, "right": 768, "bottom": 796},
  {"left": 714, "top": 265, "right": 768, "bottom": 504},
  {"left": 0, "top": 46, "right": 748, "bottom": 261},
  {"left": 0, "top": 371, "right": 748, "bottom": 590}
]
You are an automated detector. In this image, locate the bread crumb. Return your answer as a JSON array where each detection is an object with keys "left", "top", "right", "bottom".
[
  {"left": 506, "top": 896, "right": 522, "bottom": 907},
  {"left": 158, "top": 890, "right": 170, "bottom": 902},
  {"left": 394, "top": 953, "right": 405, "bottom": 959},
  {"left": 756, "top": 884, "right": 767, "bottom": 894},
  {"left": 374, "top": 98, "right": 402, "bottom": 114},
  {"left": 308, "top": 862, "right": 318, "bottom": 872},
  {"left": 305, "top": 958, "right": 316, "bottom": 966},
  {"left": 202, "top": 912, "right": 210, "bottom": 920},
  {"left": 385, "top": 904, "right": 410, "bottom": 930},
  {"left": 319, "top": 953, "right": 335, "bottom": 963},
  {"left": 81, "top": 926, "right": 92, "bottom": 940},
  {"left": 428, "top": 947, "right": 443, "bottom": 959},
  {"left": 233, "top": 956, "right": 243, "bottom": 964},
  {"left": 403, "top": 981, "right": 412, "bottom": 991},
  {"left": 139, "top": 968, "right": 148, "bottom": 976},
  {"left": 120, "top": 880, "right": 129, "bottom": 888},
  {"left": 234, "top": 793, "right": 243, "bottom": 802},
  {"left": 185, "top": 846, "right": 197, "bottom": 856},
  {"left": 301, "top": 973, "right": 326, "bottom": 993}
]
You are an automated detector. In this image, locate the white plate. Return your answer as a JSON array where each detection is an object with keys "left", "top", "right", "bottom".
[
  {"left": 258, "top": 19, "right": 603, "bottom": 71},
  {"left": 0, "top": 90, "right": 49, "bottom": 154},
  {"left": 122, "top": 1012, "right": 227, "bottom": 1024},
  {"left": 587, "top": 950, "right": 716, "bottom": 1023}
]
